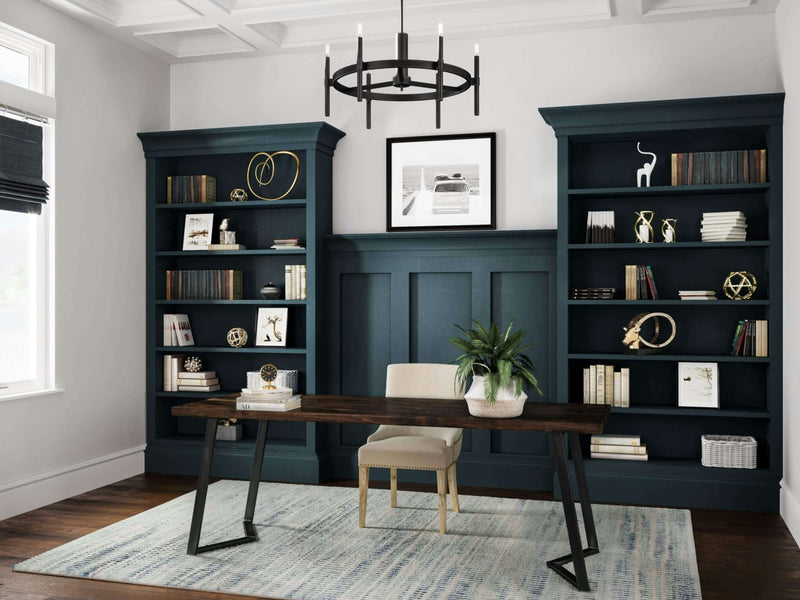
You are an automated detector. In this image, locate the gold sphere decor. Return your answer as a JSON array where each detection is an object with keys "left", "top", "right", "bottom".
[
  {"left": 226, "top": 327, "right": 248, "bottom": 348},
  {"left": 723, "top": 271, "right": 757, "bottom": 300},
  {"left": 184, "top": 356, "right": 203, "bottom": 373},
  {"left": 229, "top": 188, "right": 248, "bottom": 202},
  {"left": 622, "top": 312, "right": 677, "bottom": 353}
]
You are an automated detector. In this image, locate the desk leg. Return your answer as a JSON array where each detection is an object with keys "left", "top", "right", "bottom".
[
  {"left": 186, "top": 418, "right": 269, "bottom": 555},
  {"left": 547, "top": 431, "right": 599, "bottom": 592}
]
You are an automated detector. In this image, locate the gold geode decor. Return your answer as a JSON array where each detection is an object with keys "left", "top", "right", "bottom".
[{"left": 723, "top": 271, "right": 757, "bottom": 300}]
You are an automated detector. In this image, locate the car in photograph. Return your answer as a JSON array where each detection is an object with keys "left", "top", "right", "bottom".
[{"left": 431, "top": 175, "right": 470, "bottom": 214}]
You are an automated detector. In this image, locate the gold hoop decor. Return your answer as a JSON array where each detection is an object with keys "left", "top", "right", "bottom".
[
  {"left": 246, "top": 151, "right": 300, "bottom": 201},
  {"left": 622, "top": 312, "right": 677, "bottom": 351},
  {"left": 723, "top": 271, "right": 757, "bottom": 300}
]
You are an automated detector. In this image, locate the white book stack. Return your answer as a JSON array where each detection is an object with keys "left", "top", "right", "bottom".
[
  {"left": 590, "top": 433, "right": 648, "bottom": 461},
  {"left": 176, "top": 370, "right": 220, "bottom": 392},
  {"left": 679, "top": 290, "right": 717, "bottom": 300},
  {"left": 246, "top": 369, "right": 299, "bottom": 393},
  {"left": 701, "top": 211, "right": 747, "bottom": 242},
  {"left": 236, "top": 387, "right": 301, "bottom": 411}
]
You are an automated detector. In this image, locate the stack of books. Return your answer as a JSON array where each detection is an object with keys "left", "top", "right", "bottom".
[
  {"left": 570, "top": 288, "right": 615, "bottom": 300},
  {"left": 625, "top": 265, "right": 659, "bottom": 300},
  {"left": 679, "top": 290, "right": 717, "bottom": 301},
  {"left": 585, "top": 211, "right": 615, "bottom": 243},
  {"left": 177, "top": 371, "right": 220, "bottom": 392},
  {"left": 701, "top": 211, "right": 747, "bottom": 242},
  {"left": 284, "top": 264, "right": 307, "bottom": 300},
  {"left": 271, "top": 238, "right": 305, "bottom": 250},
  {"left": 582, "top": 365, "right": 630, "bottom": 407},
  {"left": 731, "top": 319, "right": 769, "bottom": 357},
  {"left": 590, "top": 433, "right": 648, "bottom": 461},
  {"left": 236, "top": 388, "right": 301, "bottom": 412}
]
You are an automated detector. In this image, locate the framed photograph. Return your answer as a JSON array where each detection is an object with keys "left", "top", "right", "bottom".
[
  {"left": 677, "top": 362, "right": 719, "bottom": 408},
  {"left": 386, "top": 132, "right": 496, "bottom": 231},
  {"left": 182, "top": 213, "right": 214, "bottom": 250},
  {"left": 255, "top": 307, "right": 288, "bottom": 347}
]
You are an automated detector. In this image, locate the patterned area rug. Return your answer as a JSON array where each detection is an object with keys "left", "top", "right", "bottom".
[{"left": 15, "top": 480, "right": 701, "bottom": 600}]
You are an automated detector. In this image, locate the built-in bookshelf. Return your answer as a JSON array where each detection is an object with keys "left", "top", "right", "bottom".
[
  {"left": 139, "top": 123, "right": 345, "bottom": 482},
  {"left": 540, "top": 94, "right": 783, "bottom": 511}
]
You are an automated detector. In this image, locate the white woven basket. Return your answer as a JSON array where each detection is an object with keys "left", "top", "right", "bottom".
[{"left": 701, "top": 434, "right": 757, "bottom": 469}]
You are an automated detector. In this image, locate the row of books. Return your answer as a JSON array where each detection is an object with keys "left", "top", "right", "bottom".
[
  {"left": 585, "top": 210, "right": 615, "bottom": 243},
  {"left": 163, "top": 314, "right": 194, "bottom": 346},
  {"left": 271, "top": 238, "right": 305, "bottom": 250},
  {"left": 236, "top": 388, "right": 301, "bottom": 411},
  {"left": 163, "top": 355, "right": 220, "bottom": 391},
  {"left": 582, "top": 365, "right": 630, "bottom": 407},
  {"left": 590, "top": 433, "right": 648, "bottom": 461},
  {"left": 165, "top": 269, "right": 243, "bottom": 300},
  {"left": 679, "top": 290, "right": 717, "bottom": 301},
  {"left": 731, "top": 319, "right": 769, "bottom": 357},
  {"left": 571, "top": 287, "right": 615, "bottom": 300},
  {"left": 166, "top": 175, "right": 217, "bottom": 204},
  {"left": 670, "top": 149, "right": 766, "bottom": 186},
  {"left": 285, "top": 264, "right": 307, "bottom": 300},
  {"left": 701, "top": 211, "right": 747, "bottom": 242},
  {"left": 625, "top": 265, "right": 659, "bottom": 300}
]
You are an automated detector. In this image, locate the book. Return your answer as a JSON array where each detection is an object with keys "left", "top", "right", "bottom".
[
  {"left": 172, "top": 314, "right": 195, "bottom": 346},
  {"left": 589, "top": 365, "right": 597, "bottom": 403},
  {"left": 166, "top": 175, "right": 216, "bottom": 204},
  {"left": 176, "top": 377, "right": 219, "bottom": 387},
  {"left": 163, "top": 315, "right": 178, "bottom": 346},
  {"left": 596, "top": 364, "right": 605, "bottom": 405},
  {"left": 590, "top": 433, "right": 641, "bottom": 445},
  {"left": 645, "top": 266, "right": 659, "bottom": 299},
  {"left": 590, "top": 451, "right": 648, "bottom": 461},
  {"left": 590, "top": 443, "right": 648, "bottom": 454},
  {"left": 620, "top": 368, "right": 630, "bottom": 407},
  {"left": 178, "top": 370, "right": 217, "bottom": 379},
  {"left": 207, "top": 243, "right": 246, "bottom": 251},
  {"left": 237, "top": 394, "right": 302, "bottom": 412},
  {"left": 163, "top": 353, "right": 186, "bottom": 391},
  {"left": 613, "top": 372, "right": 621, "bottom": 407},
  {"left": 177, "top": 383, "right": 220, "bottom": 392},
  {"left": 604, "top": 365, "right": 614, "bottom": 406},
  {"left": 583, "top": 368, "right": 591, "bottom": 404},
  {"left": 165, "top": 269, "right": 243, "bottom": 300}
]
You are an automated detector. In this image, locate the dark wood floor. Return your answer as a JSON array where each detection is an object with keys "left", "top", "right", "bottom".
[{"left": 1, "top": 474, "right": 799, "bottom": 600}]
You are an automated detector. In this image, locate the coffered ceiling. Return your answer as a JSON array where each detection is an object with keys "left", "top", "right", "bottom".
[{"left": 36, "top": 0, "right": 779, "bottom": 63}]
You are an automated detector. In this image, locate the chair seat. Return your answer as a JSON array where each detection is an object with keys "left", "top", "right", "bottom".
[{"left": 358, "top": 435, "right": 457, "bottom": 470}]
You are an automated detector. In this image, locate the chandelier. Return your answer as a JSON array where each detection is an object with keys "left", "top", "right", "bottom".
[{"left": 324, "top": 0, "right": 480, "bottom": 129}]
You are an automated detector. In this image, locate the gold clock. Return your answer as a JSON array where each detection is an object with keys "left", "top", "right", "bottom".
[{"left": 259, "top": 363, "right": 278, "bottom": 389}]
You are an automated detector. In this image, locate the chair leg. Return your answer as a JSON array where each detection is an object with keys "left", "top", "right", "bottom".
[
  {"left": 436, "top": 469, "right": 447, "bottom": 534},
  {"left": 447, "top": 463, "right": 460, "bottom": 513},
  {"left": 358, "top": 465, "right": 369, "bottom": 528},
  {"left": 390, "top": 467, "right": 398, "bottom": 508}
]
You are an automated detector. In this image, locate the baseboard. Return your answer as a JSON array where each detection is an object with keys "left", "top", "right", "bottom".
[
  {"left": 780, "top": 480, "right": 800, "bottom": 548},
  {"left": 0, "top": 445, "right": 146, "bottom": 521}
]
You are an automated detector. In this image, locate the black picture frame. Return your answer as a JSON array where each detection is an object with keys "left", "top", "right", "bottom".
[{"left": 386, "top": 132, "right": 496, "bottom": 232}]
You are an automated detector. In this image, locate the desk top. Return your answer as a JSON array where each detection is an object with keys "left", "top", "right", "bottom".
[{"left": 171, "top": 395, "right": 610, "bottom": 434}]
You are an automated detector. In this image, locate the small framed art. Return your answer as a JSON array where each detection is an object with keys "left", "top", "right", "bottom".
[
  {"left": 386, "top": 132, "right": 496, "bottom": 232},
  {"left": 255, "top": 307, "right": 288, "bottom": 347},
  {"left": 677, "top": 362, "right": 719, "bottom": 408},
  {"left": 182, "top": 213, "right": 214, "bottom": 250}
]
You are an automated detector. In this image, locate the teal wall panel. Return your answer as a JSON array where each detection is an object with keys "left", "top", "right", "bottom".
[{"left": 410, "top": 272, "right": 473, "bottom": 364}]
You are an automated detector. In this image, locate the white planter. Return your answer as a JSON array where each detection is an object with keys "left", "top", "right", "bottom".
[{"left": 464, "top": 376, "right": 528, "bottom": 418}]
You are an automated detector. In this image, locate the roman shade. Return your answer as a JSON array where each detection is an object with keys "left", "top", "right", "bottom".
[{"left": 0, "top": 114, "right": 48, "bottom": 215}]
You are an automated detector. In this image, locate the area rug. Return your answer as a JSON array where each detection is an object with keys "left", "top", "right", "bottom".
[{"left": 14, "top": 480, "right": 701, "bottom": 600}]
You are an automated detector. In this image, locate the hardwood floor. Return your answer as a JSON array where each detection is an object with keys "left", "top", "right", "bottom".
[{"left": 1, "top": 474, "right": 799, "bottom": 599}]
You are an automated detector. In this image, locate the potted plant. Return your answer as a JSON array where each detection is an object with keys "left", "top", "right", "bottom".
[{"left": 449, "top": 319, "right": 543, "bottom": 418}]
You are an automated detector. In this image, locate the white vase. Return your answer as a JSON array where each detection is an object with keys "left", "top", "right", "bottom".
[{"left": 464, "top": 375, "right": 528, "bottom": 418}]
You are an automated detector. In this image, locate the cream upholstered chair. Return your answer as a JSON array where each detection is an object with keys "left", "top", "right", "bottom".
[{"left": 357, "top": 363, "right": 464, "bottom": 534}]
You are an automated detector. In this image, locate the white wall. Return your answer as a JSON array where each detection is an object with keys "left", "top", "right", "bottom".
[
  {"left": 776, "top": 1, "right": 800, "bottom": 546},
  {"left": 171, "top": 13, "right": 781, "bottom": 233},
  {"left": 0, "top": 0, "right": 169, "bottom": 519}
]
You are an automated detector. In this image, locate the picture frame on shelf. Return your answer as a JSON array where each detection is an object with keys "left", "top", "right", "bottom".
[
  {"left": 255, "top": 307, "right": 288, "bottom": 347},
  {"left": 386, "top": 132, "right": 496, "bottom": 232},
  {"left": 182, "top": 213, "right": 214, "bottom": 250},
  {"left": 677, "top": 362, "right": 719, "bottom": 408}
]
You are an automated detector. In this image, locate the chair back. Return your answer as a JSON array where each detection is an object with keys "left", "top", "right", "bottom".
[{"left": 385, "top": 363, "right": 463, "bottom": 400}]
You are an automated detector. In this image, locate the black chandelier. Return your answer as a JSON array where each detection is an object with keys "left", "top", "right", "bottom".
[{"left": 324, "top": 0, "right": 480, "bottom": 129}]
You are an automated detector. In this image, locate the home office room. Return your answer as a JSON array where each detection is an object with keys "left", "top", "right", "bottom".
[{"left": 1, "top": 1, "right": 799, "bottom": 598}]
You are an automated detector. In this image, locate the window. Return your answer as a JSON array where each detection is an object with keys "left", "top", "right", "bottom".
[{"left": 0, "top": 22, "right": 54, "bottom": 399}]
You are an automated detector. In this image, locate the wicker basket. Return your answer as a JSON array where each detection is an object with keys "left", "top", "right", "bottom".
[{"left": 701, "top": 435, "right": 757, "bottom": 469}]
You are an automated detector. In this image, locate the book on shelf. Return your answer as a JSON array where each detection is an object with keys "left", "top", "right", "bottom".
[
  {"left": 591, "top": 433, "right": 641, "bottom": 446},
  {"left": 582, "top": 365, "right": 630, "bottom": 406},
  {"left": 585, "top": 210, "right": 615, "bottom": 243},
  {"left": 178, "top": 370, "right": 216, "bottom": 379},
  {"left": 176, "top": 377, "right": 219, "bottom": 387},
  {"left": 679, "top": 290, "right": 717, "bottom": 300},
  {"left": 166, "top": 175, "right": 216, "bottom": 204},
  {"left": 590, "top": 443, "right": 648, "bottom": 455},
  {"left": 731, "top": 319, "right": 768, "bottom": 357},
  {"left": 284, "top": 264, "right": 307, "bottom": 300},
  {"left": 625, "top": 265, "right": 658, "bottom": 300},
  {"left": 177, "top": 383, "right": 220, "bottom": 392},
  {"left": 590, "top": 433, "right": 648, "bottom": 460},
  {"left": 207, "top": 243, "right": 246, "bottom": 251},
  {"left": 162, "top": 353, "right": 186, "bottom": 391},
  {"left": 570, "top": 287, "right": 615, "bottom": 300},
  {"left": 237, "top": 395, "right": 302, "bottom": 412},
  {"left": 590, "top": 451, "right": 649, "bottom": 461},
  {"left": 671, "top": 149, "right": 766, "bottom": 186},
  {"left": 701, "top": 211, "right": 747, "bottom": 242},
  {"left": 165, "top": 269, "right": 243, "bottom": 300},
  {"left": 163, "top": 314, "right": 194, "bottom": 346},
  {"left": 271, "top": 238, "right": 305, "bottom": 250}
]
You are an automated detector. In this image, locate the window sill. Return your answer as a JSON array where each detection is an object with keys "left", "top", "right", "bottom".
[{"left": 0, "top": 387, "right": 65, "bottom": 403}]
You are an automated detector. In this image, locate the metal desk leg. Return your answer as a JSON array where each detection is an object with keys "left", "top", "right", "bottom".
[
  {"left": 186, "top": 418, "right": 269, "bottom": 555},
  {"left": 547, "top": 431, "right": 599, "bottom": 592}
]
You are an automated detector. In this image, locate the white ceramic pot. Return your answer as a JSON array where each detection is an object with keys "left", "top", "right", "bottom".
[{"left": 464, "top": 375, "right": 528, "bottom": 418}]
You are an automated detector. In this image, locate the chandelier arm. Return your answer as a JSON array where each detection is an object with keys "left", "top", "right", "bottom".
[
  {"left": 474, "top": 54, "right": 480, "bottom": 116},
  {"left": 331, "top": 80, "right": 470, "bottom": 102},
  {"left": 356, "top": 35, "right": 364, "bottom": 102},
  {"left": 436, "top": 33, "right": 443, "bottom": 128},
  {"left": 366, "top": 72, "right": 372, "bottom": 129},
  {"left": 324, "top": 54, "right": 331, "bottom": 117},
  {"left": 331, "top": 59, "right": 473, "bottom": 82}
]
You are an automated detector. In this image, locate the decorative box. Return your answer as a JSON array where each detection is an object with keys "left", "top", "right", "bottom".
[
  {"left": 701, "top": 434, "right": 756, "bottom": 469},
  {"left": 216, "top": 423, "right": 242, "bottom": 441}
]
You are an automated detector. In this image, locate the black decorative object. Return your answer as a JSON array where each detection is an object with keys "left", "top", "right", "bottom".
[
  {"left": 324, "top": 0, "right": 479, "bottom": 129},
  {"left": 260, "top": 282, "right": 281, "bottom": 299}
]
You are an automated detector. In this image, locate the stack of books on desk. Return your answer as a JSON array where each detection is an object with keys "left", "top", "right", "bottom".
[
  {"left": 701, "top": 211, "right": 747, "bottom": 242},
  {"left": 679, "top": 290, "right": 717, "bottom": 300},
  {"left": 177, "top": 371, "right": 220, "bottom": 392},
  {"left": 590, "top": 433, "right": 648, "bottom": 461},
  {"left": 236, "top": 388, "right": 301, "bottom": 411}
]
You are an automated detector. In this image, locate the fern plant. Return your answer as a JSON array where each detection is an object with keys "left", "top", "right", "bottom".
[{"left": 449, "top": 319, "right": 544, "bottom": 404}]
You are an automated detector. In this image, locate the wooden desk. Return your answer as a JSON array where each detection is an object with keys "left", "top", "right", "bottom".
[{"left": 172, "top": 396, "right": 610, "bottom": 592}]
